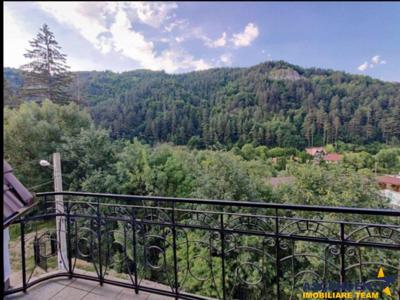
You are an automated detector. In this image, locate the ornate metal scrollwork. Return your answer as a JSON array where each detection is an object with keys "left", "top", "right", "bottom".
[{"left": 6, "top": 193, "right": 399, "bottom": 300}]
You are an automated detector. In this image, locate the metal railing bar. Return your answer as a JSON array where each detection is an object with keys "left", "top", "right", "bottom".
[
  {"left": 11, "top": 215, "right": 400, "bottom": 250},
  {"left": 37, "top": 192, "right": 400, "bottom": 216},
  {"left": 41, "top": 201, "right": 400, "bottom": 228},
  {"left": 13, "top": 210, "right": 400, "bottom": 229}
]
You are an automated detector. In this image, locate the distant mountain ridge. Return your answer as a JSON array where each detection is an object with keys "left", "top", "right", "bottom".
[{"left": 4, "top": 61, "right": 400, "bottom": 148}]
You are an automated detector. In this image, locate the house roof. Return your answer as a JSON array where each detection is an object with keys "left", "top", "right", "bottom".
[
  {"left": 3, "top": 160, "right": 34, "bottom": 227},
  {"left": 377, "top": 175, "right": 400, "bottom": 187},
  {"left": 305, "top": 147, "right": 326, "bottom": 156},
  {"left": 323, "top": 153, "right": 342, "bottom": 161}
]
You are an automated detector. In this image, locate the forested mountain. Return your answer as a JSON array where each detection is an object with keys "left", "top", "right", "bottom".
[{"left": 4, "top": 61, "right": 400, "bottom": 148}]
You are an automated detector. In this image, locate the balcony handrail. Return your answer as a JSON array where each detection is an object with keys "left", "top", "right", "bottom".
[
  {"left": 36, "top": 191, "right": 400, "bottom": 216},
  {"left": 4, "top": 191, "right": 398, "bottom": 300}
]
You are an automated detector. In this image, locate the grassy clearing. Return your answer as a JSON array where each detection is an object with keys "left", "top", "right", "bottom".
[{"left": 9, "top": 219, "right": 55, "bottom": 241}]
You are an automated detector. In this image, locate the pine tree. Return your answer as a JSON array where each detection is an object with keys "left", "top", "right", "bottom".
[{"left": 21, "top": 24, "right": 72, "bottom": 104}]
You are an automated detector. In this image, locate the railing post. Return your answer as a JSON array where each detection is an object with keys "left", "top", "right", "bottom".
[
  {"left": 20, "top": 220, "right": 27, "bottom": 292},
  {"left": 96, "top": 198, "right": 103, "bottom": 286},
  {"left": 275, "top": 208, "right": 281, "bottom": 300},
  {"left": 131, "top": 207, "right": 139, "bottom": 294},
  {"left": 172, "top": 202, "right": 179, "bottom": 299},
  {"left": 340, "top": 223, "right": 346, "bottom": 290},
  {"left": 53, "top": 153, "right": 67, "bottom": 271},
  {"left": 66, "top": 200, "right": 73, "bottom": 278},
  {"left": 220, "top": 213, "right": 226, "bottom": 300}
]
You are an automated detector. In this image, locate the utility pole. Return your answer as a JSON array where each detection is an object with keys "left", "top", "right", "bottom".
[{"left": 53, "top": 152, "right": 67, "bottom": 271}]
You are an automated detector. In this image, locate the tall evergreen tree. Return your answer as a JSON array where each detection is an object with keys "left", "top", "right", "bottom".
[{"left": 21, "top": 24, "right": 72, "bottom": 104}]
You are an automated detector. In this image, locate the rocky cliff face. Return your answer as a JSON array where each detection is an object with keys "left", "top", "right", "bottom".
[{"left": 268, "top": 68, "right": 302, "bottom": 81}]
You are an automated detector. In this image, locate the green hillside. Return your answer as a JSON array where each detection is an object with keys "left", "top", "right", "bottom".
[{"left": 4, "top": 61, "right": 400, "bottom": 148}]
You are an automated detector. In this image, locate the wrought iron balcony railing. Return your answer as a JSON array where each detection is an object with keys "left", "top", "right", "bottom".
[{"left": 3, "top": 191, "right": 400, "bottom": 299}]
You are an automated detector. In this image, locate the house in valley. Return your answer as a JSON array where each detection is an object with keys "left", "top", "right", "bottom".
[
  {"left": 322, "top": 153, "right": 342, "bottom": 163},
  {"left": 377, "top": 175, "right": 400, "bottom": 209},
  {"left": 305, "top": 147, "right": 326, "bottom": 157},
  {"left": 305, "top": 147, "right": 342, "bottom": 164}
]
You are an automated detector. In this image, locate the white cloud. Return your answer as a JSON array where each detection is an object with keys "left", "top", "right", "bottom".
[
  {"left": 358, "top": 61, "right": 369, "bottom": 71},
  {"left": 372, "top": 55, "right": 387, "bottom": 65},
  {"left": 158, "top": 49, "right": 212, "bottom": 72},
  {"left": 358, "top": 55, "right": 387, "bottom": 72},
  {"left": 231, "top": 23, "right": 259, "bottom": 47},
  {"left": 175, "top": 36, "right": 185, "bottom": 43},
  {"left": 124, "top": 2, "right": 177, "bottom": 28},
  {"left": 109, "top": 6, "right": 155, "bottom": 65},
  {"left": 37, "top": 2, "right": 112, "bottom": 53},
  {"left": 192, "top": 59, "right": 212, "bottom": 71},
  {"left": 371, "top": 55, "right": 381, "bottom": 65},
  {"left": 35, "top": 2, "right": 213, "bottom": 73},
  {"left": 158, "top": 37, "right": 170, "bottom": 43},
  {"left": 220, "top": 53, "right": 232, "bottom": 66},
  {"left": 4, "top": 5, "right": 32, "bottom": 68},
  {"left": 164, "top": 19, "right": 188, "bottom": 32},
  {"left": 205, "top": 32, "right": 227, "bottom": 48}
]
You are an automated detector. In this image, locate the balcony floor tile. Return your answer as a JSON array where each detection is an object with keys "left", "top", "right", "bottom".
[{"left": 5, "top": 278, "right": 177, "bottom": 300}]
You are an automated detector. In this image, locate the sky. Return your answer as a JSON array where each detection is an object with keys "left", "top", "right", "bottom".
[{"left": 4, "top": 2, "right": 400, "bottom": 82}]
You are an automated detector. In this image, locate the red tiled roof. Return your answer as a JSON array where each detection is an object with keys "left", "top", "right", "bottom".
[
  {"left": 323, "top": 153, "right": 342, "bottom": 161},
  {"left": 377, "top": 175, "right": 400, "bottom": 186},
  {"left": 306, "top": 147, "right": 326, "bottom": 156},
  {"left": 3, "top": 160, "right": 34, "bottom": 227}
]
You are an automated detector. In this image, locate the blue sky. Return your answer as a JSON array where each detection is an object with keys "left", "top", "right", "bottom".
[{"left": 4, "top": 2, "right": 400, "bottom": 81}]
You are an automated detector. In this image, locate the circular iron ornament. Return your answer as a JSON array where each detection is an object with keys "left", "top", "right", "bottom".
[
  {"left": 145, "top": 245, "right": 166, "bottom": 270},
  {"left": 77, "top": 237, "right": 92, "bottom": 258},
  {"left": 76, "top": 228, "right": 97, "bottom": 258},
  {"left": 264, "top": 237, "right": 276, "bottom": 247},
  {"left": 328, "top": 244, "right": 341, "bottom": 256},
  {"left": 279, "top": 239, "right": 290, "bottom": 250},
  {"left": 345, "top": 246, "right": 357, "bottom": 257}
]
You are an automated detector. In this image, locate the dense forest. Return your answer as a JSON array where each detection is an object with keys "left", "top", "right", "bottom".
[
  {"left": 4, "top": 100, "right": 400, "bottom": 200},
  {"left": 5, "top": 60, "right": 400, "bottom": 149}
]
